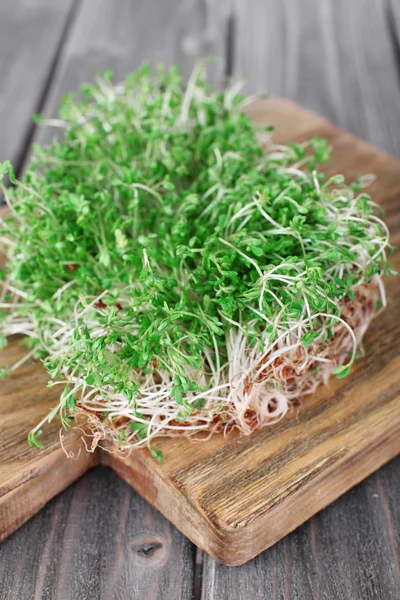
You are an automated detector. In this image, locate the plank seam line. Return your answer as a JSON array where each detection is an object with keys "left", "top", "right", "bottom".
[
  {"left": 193, "top": 547, "right": 204, "bottom": 600},
  {"left": 224, "top": 11, "right": 236, "bottom": 81},
  {"left": 14, "top": 0, "right": 83, "bottom": 179},
  {"left": 384, "top": 0, "right": 400, "bottom": 101}
]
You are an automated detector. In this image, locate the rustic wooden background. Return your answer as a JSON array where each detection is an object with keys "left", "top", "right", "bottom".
[{"left": 0, "top": 0, "right": 399, "bottom": 598}]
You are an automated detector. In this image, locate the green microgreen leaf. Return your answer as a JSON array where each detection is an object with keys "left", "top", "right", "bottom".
[
  {"left": 333, "top": 365, "right": 352, "bottom": 378},
  {"left": 28, "top": 429, "right": 44, "bottom": 449}
]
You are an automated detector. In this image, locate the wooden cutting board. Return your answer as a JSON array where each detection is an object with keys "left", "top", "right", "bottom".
[{"left": 1, "top": 98, "right": 399, "bottom": 566}]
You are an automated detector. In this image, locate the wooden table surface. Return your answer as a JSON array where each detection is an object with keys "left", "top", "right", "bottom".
[{"left": 0, "top": 1, "right": 399, "bottom": 598}]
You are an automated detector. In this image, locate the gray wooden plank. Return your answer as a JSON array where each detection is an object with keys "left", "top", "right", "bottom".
[
  {"left": 202, "top": 457, "right": 400, "bottom": 600},
  {"left": 233, "top": 0, "right": 400, "bottom": 157},
  {"left": 0, "top": 467, "right": 195, "bottom": 600},
  {"left": 34, "top": 0, "right": 229, "bottom": 149},
  {"left": 0, "top": 0, "right": 78, "bottom": 168}
]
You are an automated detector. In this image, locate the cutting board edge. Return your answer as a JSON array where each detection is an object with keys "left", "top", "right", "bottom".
[
  {"left": 212, "top": 422, "right": 400, "bottom": 565},
  {"left": 0, "top": 443, "right": 99, "bottom": 543},
  {"left": 100, "top": 411, "right": 400, "bottom": 566},
  {"left": 100, "top": 447, "right": 222, "bottom": 558}
]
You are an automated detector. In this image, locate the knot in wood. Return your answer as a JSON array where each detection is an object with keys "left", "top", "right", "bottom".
[{"left": 130, "top": 534, "right": 168, "bottom": 567}]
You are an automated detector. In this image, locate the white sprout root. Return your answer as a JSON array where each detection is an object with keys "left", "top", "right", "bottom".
[
  {"left": 46, "top": 277, "right": 381, "bottom": 455},
  {"left": 0, "top": 241, "right": 386, "bottom": 456}
]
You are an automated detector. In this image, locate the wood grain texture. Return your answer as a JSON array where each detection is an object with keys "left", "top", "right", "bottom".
[
  {"left": 233, "top": 0, "right": 400, "bottom": 157},
  {"left": 0, "top": 467, "right": 195, "bottom": 600},
  {"left": 33, "top": 0, "right": 229, "bottom": 149},
  {"left": 0, "top": 338, "right": 98, "bottom": 544},
  {"left": 202, "top": 456, "right": 400, "bottom": 600},
  {"left": 0, "top": 0, "right": 78, "bottom": 168},
  {"left": 1, "top": 98, "right": 399, "bottom": 567}
]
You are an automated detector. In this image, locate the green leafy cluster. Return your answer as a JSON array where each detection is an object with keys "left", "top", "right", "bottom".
[{"left": 0, "top": 64, "right": 391, "bottom": 455}]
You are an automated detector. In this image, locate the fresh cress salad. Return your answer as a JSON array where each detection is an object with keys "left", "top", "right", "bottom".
[{"left": 0, "top": 65, "right": 392, "bottom": 461}]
